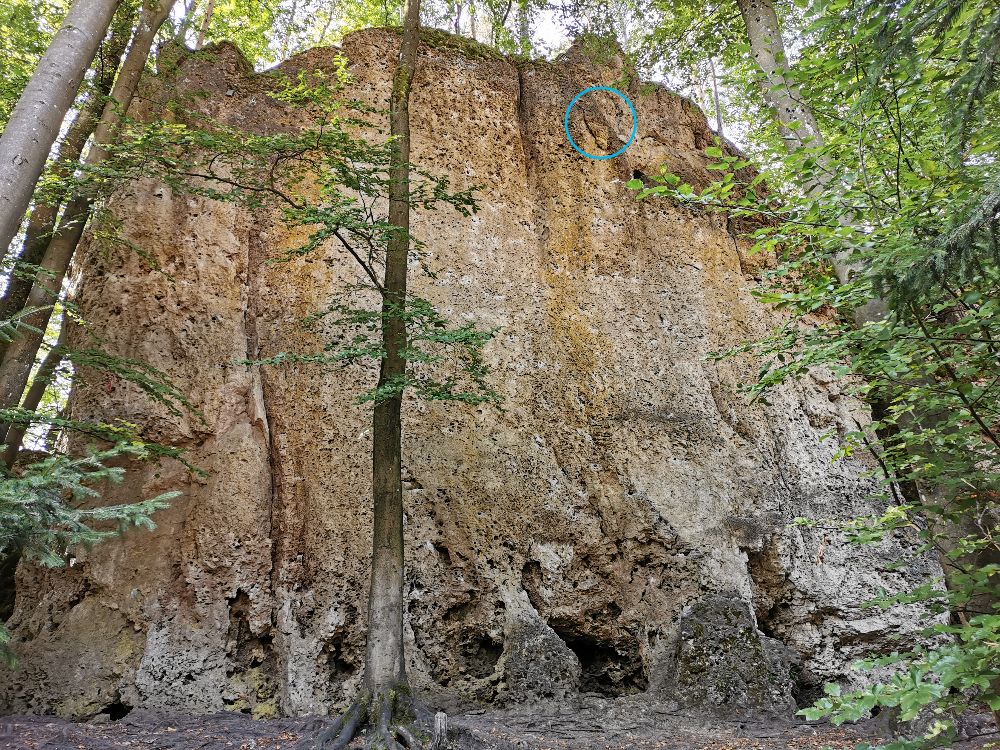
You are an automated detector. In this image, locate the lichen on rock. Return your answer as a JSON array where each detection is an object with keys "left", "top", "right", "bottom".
[{"left": 664, "top": 594, "right": 797, "bottom": 716}]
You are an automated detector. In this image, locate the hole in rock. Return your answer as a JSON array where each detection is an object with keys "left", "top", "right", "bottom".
[
  {"left": 520, "top": 560, "right": 544, "bottom": 612},
  {"left": 322, "top": 635, "right": 357, "bottom": 681},
  {"left": 790, "top": 663, "right": 825, "bottom": 709},
  {"left": 747, "top": 548, "right": 821, "bottom": 709},
  {"left": 460, "top": 632, "right": 502, "bottom": 679},
  {"left": 104, "top": 701, "right": 133, "bottom": 721},
  {"left": 549, "top": 622, "right": 648, "bottom": 696},
  {"left": 226, "top": 589, "right": 275, "bottom": 670}
]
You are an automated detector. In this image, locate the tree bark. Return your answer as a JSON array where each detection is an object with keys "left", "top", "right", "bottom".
[
  {"left": 709, "top": 57, "right": 724, "bottom": 136},
  {"left": 736, "top": 0, "right": 885, "bottom": 323},
  {"left": 735, "top": 0, "right": 821, "bottom": 151},
  {"left": 0, "top": 0, "right": 176, "bottom": 416},
  {"left": 176, "top": 0, "right": 199, "bottom": 41},
  {"left": 0, "top": 0, "right": 121, "bottom": 262},
  {"left": 280, "top": 0, "right": 298, "bottom": 60},
  {"left": 736, "top": 1, "right": 995, "bottom": 673},
  {"left": 2, "top": 312, "right": 69, "bottom": 468},
  {"left": 194, "top": 0, "right": 215, "bottom": 49},
  {"left": 364, "top": 0, "right": 421, "bottom": 696},
  {"left": 0, "top": 312, "right": 69, "bottom": 634}
]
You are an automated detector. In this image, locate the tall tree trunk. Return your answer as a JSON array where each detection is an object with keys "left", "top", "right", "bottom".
[
  {"left": 317, "top": 10, "right": 335, "bottom": 45},
  {"left": 736, "top": 0, "right": 884, "bottom": 322},
  {"left": 280, "top": 0, "right": 298, "bottom": 60},
  {"left": 709, "top": 57, "right": 724, "bottom": 136},
  {"left": 0, "top": 0, "right": 121, "bottom": 261},
  {"left": 470, "top": 2, "right": 477, "bottom": 40},
  {"left": 0, "top": 0, "right": 173, "bottom": 648},
  {"left": 0, "top": 310, "right": 68, "bottom": 635},
  {"left": 194, "top": 0, "right": 215, "bottom": 49},
  {"left": 0, "top": 0, "right": 176, "bottom": 418},
  {"left": 735, "top": 0, "right": 821, "bottom": 151},
  {"left": 176, "top": 0, "right": 199, "bottom": 41},
  {"left": 688, "top": 64, "right": 710, "bottom": 116},
  {"left": 364, "top": 0, "right": 421, "bottom": 696},
  {"left": 737, "top": 5, "right": 996, "bottom": 707},
  {"left": 2, "top": 311, "right": 69, "bottom": 468},
  {"left": 0, "top": 16, "right": 132, "bottom": 360}
]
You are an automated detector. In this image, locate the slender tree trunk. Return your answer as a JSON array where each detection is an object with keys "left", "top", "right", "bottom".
[
  {"left": 469, "top": 2, "right": 477, "bottom": 40},
  {"left": 0, "top": 312, "right": 69, "bottom": 632},
  {"left": 0, "top": 195, "right": 86, "bottom": 416},
  {"left": 2, "top": 313, "right": 69, "bottom": 468},
  {"left": 686, "top": 64, "right": 704, "bottom": 112},
  {"left": 709, "top": 57, "right": 724, "bottom": 136},
  {"left": 735, "top": 0, "right": 821, "bottom": 151},
  {"left": 0, "top": 0, "right": 176, "bottom": 416},
  {"left": 0, "top": 0, "right": 121, "bottom": 261},
  {"left": 280, "top": 0, "right": 298, "bottom": 60},
  {"left": 0, "top": 17, "right": 131, "bottom": 360},
  {"left": 736, "top": 0, "right": 884, "bottom": 323},
  {"left": 194, "top": 0, "right": 215, "bottom": 49},
  {"left": 364, "top": 0, "right": 421, "bottom": 696},
  {"left": 737, "top": 7, "right": 994, "bottom": 712},
  {"left": 317, "top": 11, "right": 335, "bottom": 45},
  {"left": 175, "top": 0, "right": 197, "bottom": 41}
]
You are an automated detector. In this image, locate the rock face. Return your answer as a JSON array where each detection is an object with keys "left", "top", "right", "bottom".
[{"left": 0, "top": 29, "right": 938, "bottom": 719}]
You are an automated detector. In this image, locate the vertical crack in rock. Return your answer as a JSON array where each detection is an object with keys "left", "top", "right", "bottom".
[
  {"left": 514, "top": 65, "right": 534, "bottom": 181},
  {"left": 237, "top": 221, "right": 282, "bottom": 718},
  {"left": 244, "top": 227, "right": 278, "bottom": 596},
  {"left": 223, "top": 589, "right": 278, "bottom": 716}
]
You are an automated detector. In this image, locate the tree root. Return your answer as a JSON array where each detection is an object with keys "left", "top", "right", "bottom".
[{"left": 295, "top": 689, "right": 449, "bottom": 750}]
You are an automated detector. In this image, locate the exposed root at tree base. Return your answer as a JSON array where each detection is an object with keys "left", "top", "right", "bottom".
[{"left": 295, "top": 689, "right": 447, "bottom": 750}]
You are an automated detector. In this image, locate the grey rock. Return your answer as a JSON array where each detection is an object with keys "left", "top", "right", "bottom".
[{"left": 664, "top": 594, "right": 797, "bottom": 717}]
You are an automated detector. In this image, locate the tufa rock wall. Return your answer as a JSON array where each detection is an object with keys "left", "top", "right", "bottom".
[{"left": 1, "top": 29, "right": 937, "bottom": 719}]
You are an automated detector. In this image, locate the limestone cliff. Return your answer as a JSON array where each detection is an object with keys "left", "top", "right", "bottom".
[{"left": 0, "top": 29, "right": 937, "bottom": 720}]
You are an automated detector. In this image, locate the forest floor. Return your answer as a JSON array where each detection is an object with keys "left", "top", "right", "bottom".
[{"left": 1, "top": 701, "right": 996, "bottom": 750}]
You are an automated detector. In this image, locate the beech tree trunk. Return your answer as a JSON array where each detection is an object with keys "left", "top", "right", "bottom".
[
  {"left": 0, "top": 0, "right": 121, "bottom": 261},
  {"left": 364, "top": 0, "right": 421, "bottom": 696},
  {"left": 176, "top": 0, "right": 199, "bottom": 41},
  {"left": 195, "top": 0, "right": 215, "bottom": 49},
  {"left": 1, "top": 314, "right": 69, "bottom": 468},
  {"left": 735, "top": 0, "right": 822, "bottom": 151},
  {"left": 709, "top": 57, "right": 724, "bottom": 136},
  {"left": 0, "top": 0, "right": 176, "bottom": 416},
  {"left": 736, "top": 1, "right": 996, "bottom": 675},
  {"left": 736, "top": 0, "right": 885, "bottom": 324}
]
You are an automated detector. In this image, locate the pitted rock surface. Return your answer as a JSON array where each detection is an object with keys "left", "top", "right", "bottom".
[{"left": 0, "top": 29, "right": 939, "bottom": 718}]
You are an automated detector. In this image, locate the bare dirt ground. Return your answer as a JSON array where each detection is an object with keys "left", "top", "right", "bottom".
[{"left": 1, "top": 701, "right": 995, "bottom": 750}]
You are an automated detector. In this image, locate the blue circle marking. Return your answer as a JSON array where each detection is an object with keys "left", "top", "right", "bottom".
[{"left": 564, "top": 86, "right": 638, "bottom": 160}]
